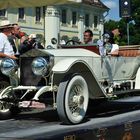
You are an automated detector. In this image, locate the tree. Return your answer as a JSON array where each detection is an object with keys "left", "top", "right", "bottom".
[
  {"left": 104, "top": 0, "right": 140, "bottom": 45},
  {"left": 104, "top": 20, "right": 119, "bottom": 32}
]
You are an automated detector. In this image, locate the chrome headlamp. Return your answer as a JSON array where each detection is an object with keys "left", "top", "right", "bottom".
[
  {"left": 31, "top": 57, "right": 49, "bottom": 76},
  {"left": 0, "top": 58, "right": 18, "bottom": 76}
]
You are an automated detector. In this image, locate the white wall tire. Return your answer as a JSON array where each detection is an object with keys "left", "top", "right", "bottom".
[{"left": 57, "top": 74, "right": 89, "bottom": 124}]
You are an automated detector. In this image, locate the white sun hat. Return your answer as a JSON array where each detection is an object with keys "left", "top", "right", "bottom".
[
  {"left": 29, "top": 34, "right": 36, "bottom": 39},
  {"left": 0, "top": 20, "right": 13, "bottom": 29}
]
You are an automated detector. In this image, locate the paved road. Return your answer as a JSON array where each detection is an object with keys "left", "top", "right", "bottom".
[{"left": 1, "top": 97, "right": 140, "bottom": 139}]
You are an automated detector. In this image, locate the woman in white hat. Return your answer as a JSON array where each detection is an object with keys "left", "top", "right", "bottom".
[{"left": 0, "top": 20, "right": 17, "bottom": 59}]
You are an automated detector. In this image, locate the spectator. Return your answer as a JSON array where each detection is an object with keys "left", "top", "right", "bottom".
[
  {"left": 112, "top": 28, "right": 121, "bottom": 44},
  {"left": 83, "top": 29, "right": 93, "bottom": 44},
  {"left": 0, "top": 20, "right": 17, "bottom": 59},
  {"left": 19, "top": 33, "right": 44, "bottom": 54},
  {"left": 102, "top": 31, "right": 119, "bottom": 55},
  {"left": 97, "top": 39, "right": 106, "bottom": 56},
  {"left": 9, "top": 23, "right": 26, "bottom": 55}
]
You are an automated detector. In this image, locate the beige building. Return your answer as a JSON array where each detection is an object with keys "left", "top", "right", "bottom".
[{"left": 0, "top": 0, "right": 108, "bottom": 47}]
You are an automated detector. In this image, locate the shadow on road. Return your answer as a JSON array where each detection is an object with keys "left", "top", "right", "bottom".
[
  {"left": 10, "top": 97, "right": 140, "bottom": 124},
  {"left": 13, "top": 108, "right": 60, "bottom": 123}
]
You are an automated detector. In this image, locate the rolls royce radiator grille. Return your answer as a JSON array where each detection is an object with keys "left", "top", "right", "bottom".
[{"left": 20, "top": 57, "right": 45, "bottom": 86}]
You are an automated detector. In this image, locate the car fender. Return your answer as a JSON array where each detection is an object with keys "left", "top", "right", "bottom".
[
  {"left": 52, "top": 58, "right": 79, "bottom": 73},
  {"left": 52, "top": 58, "right": 107, "bottom": 98}
]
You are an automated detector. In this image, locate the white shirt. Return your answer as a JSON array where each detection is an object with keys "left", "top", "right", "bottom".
[
  {"left": 97, "top": 39, "right": 106, "bottom": 56},
  {"left": 111, "top": 44, "right": 119, "bottom": 53},
  {"left": 0, "top": 33, "right": 14, "bottom": 55}
]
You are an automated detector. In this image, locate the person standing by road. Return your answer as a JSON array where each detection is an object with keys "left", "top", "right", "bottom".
[
  {"left": 9, "top": 23, "right": 24, "bottom": 55},
  {"left": 0, "top": 20, "right": 17, "bottom": 59}
]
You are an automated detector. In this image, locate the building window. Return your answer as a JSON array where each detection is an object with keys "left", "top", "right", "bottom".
[
  {"left": 62, "top": 9, "right": 67, "bottom": 24},
  {"left": 94, "top": 16, "right": 98, "bottom": 28},
  {"left": 0, "top": 9, "right": 6, "bottom": 17},
  {"left": 85, "top": 14, "right": 89, "bottom": 27},
  {"left": 18, "top": 8, "right": 25, "bottom": 20},
  {"left": 36, "top": 7, "right": 41, "bottom": 22},
  {"left": 72, "top": 11, "right": 77, "bottom": 26}
]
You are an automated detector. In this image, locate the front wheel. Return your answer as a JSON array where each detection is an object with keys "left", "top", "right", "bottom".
[
  {"left": 0, "top": 86, "right": 19, "bottom": 120},
  {"left": 57, "top": 75, "right": 89, "bottom": 124}
]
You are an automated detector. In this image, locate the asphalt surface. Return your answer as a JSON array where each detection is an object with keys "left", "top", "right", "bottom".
[{"left": 1, "top": 97, "right": 140, "bottom": 139}]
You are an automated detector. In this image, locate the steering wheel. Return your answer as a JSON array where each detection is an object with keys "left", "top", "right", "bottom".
[{"left": 66, "top": 40, "right": 81, "bottom": 45}]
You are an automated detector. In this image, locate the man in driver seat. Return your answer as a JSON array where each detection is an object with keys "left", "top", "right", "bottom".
[{"left": 83, "top": 29, "right": 94, "bottom": 45}]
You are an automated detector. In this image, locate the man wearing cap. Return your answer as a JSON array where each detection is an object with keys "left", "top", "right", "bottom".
[{"left": 0, "top": 20, "right": 17, "bottom": 59}]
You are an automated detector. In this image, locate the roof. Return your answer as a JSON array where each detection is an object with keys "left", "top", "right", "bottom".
[{"left": 82, "top": 0, "right": 109, "bottom": 10}]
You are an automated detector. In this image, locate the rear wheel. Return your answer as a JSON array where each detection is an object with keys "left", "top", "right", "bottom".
[{"left": 57, "top": 75, "right": 89, "bottom": 124}]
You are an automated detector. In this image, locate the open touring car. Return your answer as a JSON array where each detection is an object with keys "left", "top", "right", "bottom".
[{"left": 0, "top": 43, "right": 140, "bottom": 124}]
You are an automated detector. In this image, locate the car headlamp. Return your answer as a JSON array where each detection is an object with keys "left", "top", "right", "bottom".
[
  {"left": 32, "top": 57, "right": 49, "bottom": 76},
  {"left": 0, "top": 58, "right": 18, "bottom": 76}
]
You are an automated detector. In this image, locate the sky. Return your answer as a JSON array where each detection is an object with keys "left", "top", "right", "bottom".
[{"left": 101, "top": 0, "right": 120, "bottom": 21}]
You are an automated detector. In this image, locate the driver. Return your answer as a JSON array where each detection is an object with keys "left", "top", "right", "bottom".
[{"left": 83, "top": 29, "right": 93, "bottom": 45}]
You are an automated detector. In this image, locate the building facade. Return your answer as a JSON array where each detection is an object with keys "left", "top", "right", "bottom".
[{"left": 0, "top": 0, "right": 108, "bottom": 47}]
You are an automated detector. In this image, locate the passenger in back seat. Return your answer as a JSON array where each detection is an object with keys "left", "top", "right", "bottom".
[
  {"left": 97, "top": 39, "right": 106, "bottom": 56},
  {"left": 101, "top": 31, "right": 119, "bottom": 56}
]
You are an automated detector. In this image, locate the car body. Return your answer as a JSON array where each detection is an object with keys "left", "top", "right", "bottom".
[{"left": 0, "top": 44, "right": 140, "bottom": 124}]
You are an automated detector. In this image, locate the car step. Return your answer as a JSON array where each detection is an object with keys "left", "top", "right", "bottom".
[
  {"left": 113, "top": 89, "right": 140, "bottom": 97},
  {"left": 19, "top": 100, "right": 46, "bottom": 109},
  {"left": 110, "top": 96, "right": 140, "bottom": 104}
]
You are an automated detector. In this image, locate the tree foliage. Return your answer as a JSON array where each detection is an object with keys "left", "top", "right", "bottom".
[{"left": 104, "top": 0, "right": 140, "bottom": 45}]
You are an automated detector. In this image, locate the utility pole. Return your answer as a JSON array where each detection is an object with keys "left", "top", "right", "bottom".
[{"left": 127, "top": 21, "right": 130, "bottom": 45}]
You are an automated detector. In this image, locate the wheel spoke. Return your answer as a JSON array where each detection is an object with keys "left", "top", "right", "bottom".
[
  {"left": 69, "top": 100, "right": 83, "bottom": 115},
  {"left": 73, "top": 85, "right": 82, "bottom": 95},
  {"left": 71, "top": 106, "right": 78, "bottom": 114},
  {"left": 0, "top": 101, "right": 11, "bottom": 111},
  {"left": 68, "top": 84, "right": 84, "bottom": 115},
  {"left": 0, "top": 102, "right": 4, "bottom": 110}
]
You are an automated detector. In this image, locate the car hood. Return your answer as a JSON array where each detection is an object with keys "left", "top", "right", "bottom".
[{"left": 20, "top": 48, "right": 100, "bottom": 58}]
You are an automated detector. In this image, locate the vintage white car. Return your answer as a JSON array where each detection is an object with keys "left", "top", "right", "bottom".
[{"left": 0, "top": 44, "right": 140, "bottom": 124}]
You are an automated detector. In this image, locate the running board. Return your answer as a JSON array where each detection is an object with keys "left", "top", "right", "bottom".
[
  {"left": 19, "top": 101, "right": 46, "bottom": 109},
  {"left": 88, "top": 96, "right": 140, "bottom": 115},
  {"left": 109, "top": 96, "right": 140, "bottom": 105},
  {"left": 113, "top": 89, "right": 140, "bottom": 97}
]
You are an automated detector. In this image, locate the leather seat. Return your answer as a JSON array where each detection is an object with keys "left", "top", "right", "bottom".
[{"left": 118, "top": 48, "right": 140, "bottom": 57}]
